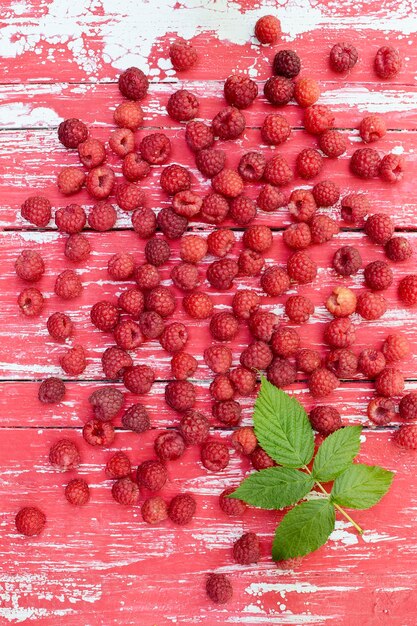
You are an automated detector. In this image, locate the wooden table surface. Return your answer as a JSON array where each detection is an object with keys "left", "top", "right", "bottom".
[{"left": 1, "top": 1, "right": 417, "bottom": 624}]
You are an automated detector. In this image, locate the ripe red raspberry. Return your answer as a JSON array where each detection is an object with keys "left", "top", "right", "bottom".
[
  {"left": 17, "top": 287, "right": 44, "bottom": 316},
  {"left": 118, "top": 67, "right": 148, "bottom": 100},
  {"left": 210, "top": 374, "right": 235, "bottom": 401},
  {"left": 261, "top": 113, "right": 291, "bottom": 145},
  {"left": 139, "top": 311, "right": 164, "bottom": 339},
  {"left": 296, "top": 348, "right": 321, "bottom": 374},
  {"left": 236, "top": 154, "right": 266, "bottom": 187},
  {"left": 264, "top": 159, "right": 293, "bottom": 191},
  {"left": 283, "top": 223, "right": 312, "bottom": 251},
  {"left": 172, "top": 190, "right": 202, "bottom": 218},
  {"left": 118, "top": 288, "right": 144, "bottom": 319},
  {"left": 201, "top": 193, "right": 229, "bottom": 224},
  {"left": 165, "top": 380, "right": 196, "bottom": 412},
  {"left": 249, "top": 311, "right": 278, "bottom": 342},
  {"left": 210, "top": 311, "right": 239, "bottom": 341},
  {"left": 101, "top": 347, "right": 132, "bottom": 379},
  {"left": 294, "top": 77, "right": 320, "bottom": 107},
  {"left": 57, "top": 167, "right": 85, "bottom": 195},
  {"left": 229, "top": 366, "right": 257, "bottom": 395},
  {"left": 243, "top": 225, "right": 273, "bottom": 253},
  {"left": 285, "top": 295, "right": 314, "bottom": 323},
  {"left": 65, "top": 233, "right": 90, "bottom": 263},
  {"left": 212, "top": 169, "right": 244, "bottom": 199},
  {"left": 55, "top": 203, "right": 86, "bottom": 234},
  {"left": 212, "top": 106, "right": 245, "bottom": 140},
  {"left": 325, "top": 317, "right": 356, "bottom": 348},
  {"left": 312, "top": 180, "right": 340, "bottom": 207},
  {"left": 359, "top": 114, "right": 386, "bottom": 143},
  {"left": 159, "top": 322, "right": 188, "bottom": 353},
  {"left": 340, "top": 193, "right": 369, "bottom": 225},
  {"left": 86, "top": 165, "right": 115, "bottom": 199},
  {"left": 356, "top": 291, "right": 387, "bottom": 320},
  {"left": 309, "top": 368, "right": 339, "bottom": 398},
  {"left": 271, "top": 327, "right": 300, "bottom": 357},
  {"left": 241, "top": 341, "right": 273, "bottom": 370},
  {"left": 65, "top": 478, "right": 90, "bottom": 506},
  {"left": 21, "top": 195, "right": 51, "bottom": 227},
  {"left": 185, "top": 120, "right": 214, "bottom": 152},
  {"left": 325, "top": 286, "right": 357, "bottom": 317},
  {"left": 154, "top": 431, "right": 185, "bottom": 461},
  {"left": 89, "top": 387, "right": 124, "bottom": 422},
  {"left": 257, "top": 184, "right": 286, "bottom": 212},
  {"left": 231, "top": 426, "right": 258, "bottom": 455},
  {"left": 206, "top": 574, "right": 233, "bottom": 605},
  {"left": 255, "top": 14, "right": 281, "bottom": 44},
  {"left": 287, "top": 251, "right": 317, "bottom": 285},
  {"left": 229, "top": 195, "right": 257, "bottom": 225},
  {"left": 296, "top": 148, "right": 323, "bottom": 179},
  {"left": 329, "top": 42, "right": 358, "bottom": 72},
  {"left": 38, "top": 377, "right": 65, "bottom": 405},
  {"left": 141, "top": 497, "right": 168, "bottom": 524},
  {"left": 379, "top": 153, "right": 405, "bottom": 184},
  {"left": 49, "top": 438, "right": 80, "bottom": 471},
  {"left": 238, "top": 249, "right": 264, "bottom": 276},
  {"left": 58, "top": 118, "right": 88, "bottom": 148},
  {"left": 350, "top": 148, "right": 381, "bottom": 179},
  {"left": 171, "top": 262, "right": 199, "bottom": 291},
  {"left": 288, "top": 189, "right": 316, "bottom": 223},
  {"left": 207, "top": 258, "right": 238, "bottom": 290},
  {"left": 137, "top": 459, "right": 168, "bottom": 490},
  {"left": 382, "top": 334, "right": 410, "bottom": 362},
  {"left": 183, "top": 292, "right": 213, "bottom": 320},
  {"left": 399, "top": 393, "right": 417, "bottom": 421},
  {"left": 251, "top": 446, "right": 276, "bottom": 470},
  {"left": 232, "top": 289, "right": 259, "bottom": 320},
  {"left": 304, "top": 104, "right": 335, "bottom": 135},
  {"left": 224, "top": 74, "right": 258, "bottom": 109},
  {"left": 273, "top": 49, "right": 301, "bottom": 77},
  {"left": 106, "top": 451, "right": 132, "bottom": 479},
  {"left": 112, "top": 477, "right": 140, "bottom": 505},
  {"left": 264, "top": 76, "right": 294, "bottom": 106},
  {"left": 219, "top": 487, "right": 247, "bottom": 516},
  {"left": 114, "top": 319, "right": 142, "bottom": 354},
  {"left": 375, "top": 367, "right": 405, "bottom": 397},
  {"left": 157, "top": 207, "right": 188, "bottom": 240},
  {"left": 90, "top": 301, "right": 119, "bottom": 332},
  {"left": 15, "top": 250, "right": 45, "bottom": 283},
  {"left": 374, "top": 46, "right": 402, "bottom": 79},
  {"left": 213, "top": 400, "right": 241, "bottom": 427},
  {"left": 88, "top": 202, "right": 117, "bottom": 231},
  {"left": 123, "top": 365, "right": 155, "bottom": 394},
  {"left": 399, "top": 275, "right": 417, "bottom": 306},
  {"left": 169, "top": 39, "right": 198, "bottom": 71},
  {"left": 326, "top": 348, "right": 358, "bottom": 378},
  {"left": 179, "top": 409, "right": 210, "bottom": 445},
  {"left": 310, "top": 214, "right": 339, "bottom": 244},
  {"left": 367, "top": 397, "right": 396, "bottom": 426},
  {"left": 207, "top": 229, "right": 235, "bottom": 258},
  {"left": 233, "top": 532, "right": 261, "bottom": 565},
  {"left": 60, "top": 344, "right": 86, "bottom": 376},
  {"left": 309, "top": 405, "right": 342, "bottom": 434},
  {"left": 385, "top": 236, "right": 412, "bottom": 262},
  {"left": 121, "top": 403, "right": 150, "bottom": 432},
  {"left": 204, "top": 345, "right": 232, "bottom": 374},
  {"left": 109, "top": 128, "right": 135, "bottom": 158},
  {"left": 201, "top": 440, "right": 230, "bottom": 471},
  {"left": 195, "top": 148, "right": 226, "bottom": 179},
  {"left": 108, "top": 252, "right": 135, "bottom": 280},
  {"left": 47, "top": 312, "right": 73, "bottom": 342},
  {"left": 144, "top": 238, "right": 170, "bottom": 267},
  {"left": 15, "top": 507, "right": 46, "bottom": 536},
  {"left": 319, "top": 129, "right": 347, "bottom": 158},
  {"left": 135, "top": 264, "right": 161, "bottom": 290},
  {"left": 358, "top": 349, "right": 386, "bottom": 378},
  {"left": 140, "top": 133, "right": 171, "bottom": 165},
  {"left": 167, "top": 89, "right": 199, "bottom": 122},
  {"left": 123, "top": 153, "right": 151, "bottom": 182},
  {"left": 393, "top": 424, "right": 417, "bottom": 449},
  {"left": 114, "top": 100, "right": 143, "bottom": 130},
  {"left": 364, "top": 260, "right": 393, "bottom": 291},
  {"left": 55, "top": 269, "right": 83, "bottom": 300},
  {"left": 168, "top": 493, "right": 196, "bottom": 525},
  {"left": 261, "top": 264, "right": 291, "bottom": 296},
  {"left": 333, "top": 246, "right": 362, "bottom": 276},
  {"left": 116, "top": 182, "right": 145, "bottom": 212},
  {"left": 267, "top": 357, "right": 297, "bottom": 388},
  {"left": 83, "top": 419, "right": 115, "bottom": 446}
]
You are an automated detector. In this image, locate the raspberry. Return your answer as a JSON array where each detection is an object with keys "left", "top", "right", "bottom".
[
  {"left": 224, "top": 74, "right": 258, "bottom": 109},
  {"left": 261, "top": 113, "right": 291, "bottom": 145},
  {"left": 255, "top": 15, "right": 281, "bottom": 44},
  {"left": 118, "top": 288, "right": 144, "bottom": 319},
  {"left": 159, "top": 322, "right": 188, "bottom": 353},
  {"left": 312, "top": 180, "right": 340, "bottom": 207},
  {"left": 375, "top": 367, "right": 405, "bottom": 397},
  {"left": 154, "top": 431, "right": 185, "bottom": 461},
  {"left": 210, "top": 311, "right": 239, "bottom": 341},
  {"left": 136, "top": 264, "right": 160, "bottom": 290},
  {"left": 329, "top": 42, "right": 358, "bottom": 72},
  {"left": 195, "top": 148, "right": 226, "bottom": 179},
  {"left": 249, "top": 310, "right": 279, "bottom": 342},
  {"left": 201, "top": 193, "right": 229, "bottom": 224},
  {"left": 21, "top": 195, "right": 51, "bottom": 227},
  {"left": 15, "top": 507, "right": 46, "bottom": 536},
  {"left": 123, "top": 153, "right": 151, "bottom": 182},
  {"left": 319, "top": 129, "right": 347, "bottom": 158},
  {"left": 325, "top": 286, "right": 357, "bottom": 317},
  {"left": 139, "top": 311, "right": 164, "bottom": 339},
  {"left": 47, "top": 312, "right": 73, "bottom": 341},
  {"left": 285, "top": 295, "right": 314, "bottom": 323},
  {"left": 288, "top": 189, "right": 316, "bottom": 222},
  {"left": 219, "top": 487, "right": 247, "bottom": 516},
  {"left": 267, "top": 357, "right": 297, "bottom": 388},
  {"left": 276, "top": 557, "right": 303, "bottom": 571},
  {"left": 367, "top": 397, "right": 396, "bottom": 426},
  {"left": 393, "top": 424, "right": 417, "bottom": 449},
  {"left": 207, "top": 258, "right": 238, "bottom": 290},
  {"left": 251, "top": 446, "right": 276, "bottom": 470},
  {"left": 171, "top": 262, "right": 199, "bottom": 291},
  {"left": 169, "top": 39, "right": 198, "bottom": 71},
  {"left": 183, "top": 292, "right": 213, "bottom": 319},
  {"left": 109, "top": 128, "right": 135, "bottom": 158},
  {"left": 399, "top": 393, "right": 417, "bottom": 420},
  {"left": 374, "top": 46, "right": 402, "bottom": 79},
  {"left": 18, "top": 287, "right": 44, "bottom": 316},
  {"left": 233, "top": 532, "right": 260, "bottom": 565},
  {"left": 212, "top": 106, "right": 245, "bottom": 140},
  {"left": 356, "top": 291, "right": 387, "bottom": 320},
  {"left": 310, "top": 214, "right": 339, "bottom": 244},
  {"left": 284, "top": 222, "right": 312, "bottom": 250},
  {"left": 358, "top": 349, "right": 386, "bottom": 378},
  {"left": 201, "top": 440, "right": 230, "bottom": 471},
  {"left": 210, "top": 374, "right": 235, "bottom": 402},
  {"left": 157, "top": 207, "right": 188, "bottom": 240},
  {"left": 114, "top": 101, "right": 143, "bottom": 130},
  {"left": 55, "top": 203, "right": 86, "bottom": 234},
  {"left": 15, "top": 250, "right": 45, "bottom": 283},
  {"left": 264, "top": 76, "right": 294, "bottom": 106},
  {"left": 172, "top": 190, "right": 202, "bottom": 218},
  {"left": 179, "top": 409, "right": 210, "bottom": 445},
  {"left": 382, "top": 334, "right": 410, "bottom": 362},
  {"left": 229, "top": 195, "right": 257, "bottom": 225},
  {"left": 325, "top": 317, "right": 356, "bottom": 348},
  {"left": 168, "top": 493, "right": 196, "bottom": 525},
  {"left": 118, "top": 67, "right": 149, "bottom": 100},
  {"left": 86, "top": 165, "right": 115, "bottom": 199},
  {"left": 238, "top": 249, "right": 265, "bottom": 276},
  {"left": 271, "top": 327, "right": 300, "bottom": 357},
  {"left": 236, "top": 153, "right": 265, "bottom": 184},
  {"left": 54, "top": 269, "right": 82, "bottom": 300},
  {"left": 115, "top": 320, "right": 144, "bottom": 351},
  {"left": 58, "top": 118, "right": 88, "bottom": 149},
  {"left": 65, "top": 233, "right": 90, "bottom": 262},
  {"left": 165, "top": 380, "right": 196, "bottom": 412},
  {"left": 261, "top": 265, "right": 290, "bottom": 296},
  {"left": 108, "top": 252, "right": 135, "bottom": 280},
  {"left": 296, "top": 148, "right": 323, "bottom": 179},
  {"left": 230, "top": 366, "right": 256, "bottom": 395},
  {"left": 145, "top": 238, "right": 170, "bottom": 267},
  {"left": 359, "top": 114, "right": 386, "bottom": 143},
  {"left": 141, "top": 497, "right": 168, "bottom": 524},
  {"left": 232, "top": 289, "right": 259, "bottom": 320},
  {"left": 304, "top": 104, "right": 335, "bottom": 135},
  {"left": 241, "top": 341, "right": 273, "bottom": 370},
  {"left": 204, "top": 345, "right": 232, "bottom": 374},
  {"left": 243, "top": 225, "right": 273, "bottom": 253},
  {"left": 38, "top": 377, "right": 65, "bottom": 404},
  {"left": 89, "top": 387, "right": 124, "bottom": 422},
  {"left": 123, "top": 365, "right": 155, "bottom": 394},
  {"left": 167, "top": 89, "right": 199, "bottom": 122},
  {"left": 309, "top": 368, "right": 339, "bottom": 398},
  {"left": 332, "top": 246, "right": 362, "bottom": 276},
  {"left": 82, "top": 419, "right": 115, "bottom": 446},
  {"left": 326, "top": 348, "right": 358, "bottom": 378},
  {"left": 385, "top": 236, "right": 412, "bottom": 262},
  {"left": 106, "top": 451, "right": 132, "bottom": 479},
  {"left": 340, "top": 193, "right": 369, "bottom": 225},
  {"left": 398, "top": 275, "right": 417, "bottom": 306},
  {"left": 294, "top": 77, "right": 320, "bottom": 107},
  {"left": 364, "top": 260, "right": 393, "bottom": 291},
  {"left": 49, "top": 438, "right": 80, "bottom": 471},
  {"left": 65, "top": 478, "right": 90, "bottom": 506},
  {"left": 231, "top": 426, "right": 258, "bottom": 455},
  {"left": 350, "top": 148, "right": 381, "bottom": 179},
  {"left": 121, "top": 403, "right": 150, "bottom": 433},
  {"left": 57, "top": 167, "right": 85, "bottom": 195},
  {"left": 112, "top": 477, "right": 140, "bottom": 505},
  {"left": 88, "top": 202, "right": 117, "bottom": 231},
  {"left": 257, "top": 184, "right": 286, "bottom": 212},
  {"left": 90, "top": 301, "right": 119, "bottom": 332},
  {"left": 296, "top": 348, "right": 321, "bottom": 374},
  {"left": 287, "top": 251, "right": 317, "bottom": 285},
  {"left": 102, "top": 347, "right": 132, "bottom": 379},
  {"left": 140, "top": 133, "right": 171, "bottom": 165},
  {"left": 212, "top": 169, "right": 244, "bottom": 199},
  {"left": 273, "top": 49, "right": 301, "bottom": 78},
  {"left": 207, "top": 229, "right": 235, "bottom": 258},
  {"left": 379, "top": 153, "right": 405, "bottom": 184},
  {"left": 116, "top": 182, "right": 145, "bottom": 212},
  {"left": 309, "top": 405, "right": 342, "bottom": 434},
  {"left": 60, "top": 344, "right": 87, "bottom": 376},
  {"left": 185, "top": 121, "right": 214, "bottom": 152}
]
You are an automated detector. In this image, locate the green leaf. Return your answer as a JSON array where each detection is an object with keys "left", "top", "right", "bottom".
[
  {"left": 331, "top": 464, "right": 394, "bottom": 510},
  {"left": 229, "top": 467, "right": 314, "bottom": 510},
  {"left": 254, "top": 377, "right": 314, "bottom": 468},
  {"left": 272, "top": 499, "right": 335, "bottom": 560},
  {"left": 312, "top": 426, "right": 362, "bottom": 482}
]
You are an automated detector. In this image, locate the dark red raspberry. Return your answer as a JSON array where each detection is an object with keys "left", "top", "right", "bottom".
[
  {"left": 82, "top": 419, "right": 115, "bottom": 446},
  {"left": 173, "top": 190, "right": 202, "bottom": 218},
  {"left": 139, "top": 311, "right": 164, "bottom": 339},
  {"left": 233, "top": 532, "right": 261, "bottom": 565},
  {"left": 210, "top": 311, "right": 239, "bottom": 341},
  {"left": 157, "top": 207, "right": 188, "bottom": 240},
  {"left": 154, "top": 431, "right": 185, "bottom": 461},
  {"left": 171, "top": 262, "right": 199, "bottom": 291},
  {"left": 374, "top": 46, "right": 402, "bottom": 79},
  {"left": 325, "top": 317, "right": 356, "bottom": 348},
  {"left": 367, "top": 397, "right": 396, "bottom": 426},
  {"left": 326, "top": 348, "right": 358, "bottom": 378},
  {"left": 350, "top": 148, "right": 381, "bottom": 179},
  {"left": 144, "top": 238, "right": 170, "bottom": 267},
  {"left": 264, "top": 76, "right": 294, "bottom": 106},
  {"left": 102, "top": 346, "right": 133, "bottom": 379},
  {"left": 86, "top": 165, "right": 115, "bottom": 199},
  {"left": 251, "top": 446, "right": 276, "bottom": 470},
  {"left": 232, "top": 289, "right": 259, "bottom": 320},
  {"left": 319, "top": 129, "right": 347, "bottom": 158},
  {"left": 224, "top": 74, "right": 258, "bottom": 109},
  {"left": 375, "top": 367, "right": 405, "bottom": 397},
  {"left": 399, "top": 393, "right": 417, "bottom": 421},
  {"left": 89, "top": 387, "right": 124, "bottom": 422},
  {"left": 201, "top": 440, "right": 230, "bottom": 472},
  {"left": 210, "top": 374, "right": 235, "bottom": 402},
  {"left": 65, "top": 478, "right": 90, "bottom": 506},
  {"left": 57, "top": 167, "right": 85, "bottom": 195},
  {"left": 18, "top": 287, "right": 44, "bottom": 316},
  {"left": 49, "top": 438, "right": 80, "bottom": 471},
  {"left": 90, "top": 301, "right": 119, "bottom": 332},
  {"left": 271, "top": 327, "right": 300, "bottom": 357},
  {"left": 204, "top": 345, "right": 232, "bottom": 374},
  {"left": 168, "top": 493, "right": 196, "bottom": 525},
  {"left": 273, "top": 49, "right": 300, "bottom": 77},
  {"left": 159, "top": 322, "right": 188, "bottom": 353},
  {"left": 135, "top": 263, "right": 160, "bottom": 290},
  {"left": 261, "top": 265, "right": 290, "bottom": 296},
  {"left": 379, "top": 153, "right": 405, "bottom": 183},
  {"left": 243, "top": 225, "right": 273, "bottom": 253},
  {"left": 340, "top": 193, "right": 370, "bottom": 225},
  {"left": 310, "top": 214, "right": 339, "bottom": 244},
  {"left": 296, "top": 148, "right": 323, "bottom": 179},
  {"left": 249, "top": 311, "right": 279, "bottom": 342},
  {"left": 54, "top": 269, "right": 82, "bottom": 299},
  {"left": 15, "top": 507, "right": 46, "bottom": 536},
  {"left": 140, "top": 133, "right": 171, "bottom": 165},
  {"left": 229, "top": 195, "right": 257, "bottom": 225},
  {"left": 329, "top": 42, "right": 358, "bottom": 72},
  {"left": 60, "top": 345, "right": 87, "bottom": 376},
  {"left": 123, "top": 152, "right": 151, "bottom": 182},
  {"left": 123, "top": 365, "right": 155, "bottom": 394},
  {"left": 255, "top": 15, "right": 281, "bottom": 45},
  {"left": 358, "top": 349, "right": 386, "bottom": 378},
  {"left": 114, "top": 101, "right": 143, "bottom": 130},
  {"left": 267, "top": 357, "right": 297, "bottom": 388},
  {"left": 382, "top": 333, "right": 410, "bottom": 362},
  {"left": 294, "top": 77, "right": 320, "bottom": 107},
  {"left": 106, "top": 452, "right": 132, "bottom": 479},
  {"left": 360, "top": 114, "right": 387, "bottom": 143},
  {"left": 109, "top": 128, "right": 135, "bottom": 158},
  {"left": 283, "top": 223, "right": 312, "bottom": 250},
  {"left": 65, "top": 233, "right": 90, "bottom": 262},
  {"left": 165, "top": 380, "right": 196, "bottom": 412},
  {"left": 115, "top": 182, "right": 145, "bottom": 212},
  {"left": 326, "top": 286, "right": 357, "bottom": 317},
  {"left": 308, "top": 368, "right": 339, "bottom": 398},
  {"left": 309, "top": 405, "right": 342, "bottom": 434},
  {"left": 121, "top": 403, "right": 150, "bottom": 433},
  {"left": 212, "top": 106, "right": 245, "bottom": 140},
  {"left": 238, "top": 249, "right": 265, "bottom": 276},
  {"left": 257, "top": 184, "right": 286, "bottom": 212},
  {"left": 385, "top": 236, "right": 412, "bottom": 262},
  {"left": 231, "top": 426, "right": 258, "bottom": 455},
  {"left": 108, "top": 252, "right": 135, "bottom": 281},
  {"left": 332, "top": 246, "right": 362, "bottom": 276},
  {"left": 398, "top": 275, "right": 417, "bottom": 306},
  {"left": 195, "top": 148, "right": 226, "bottom": 178},
  {"left": 55, "top": 203, "right": 86, "bottom": 234},
  {"left": 58, "top": 118, "right": 88, "bottom": 148},
  {"left": 169, "top": 39, "right": 198, "bottom": 71},
  {"left": 238, "top": 151, "right": 266, "bottom": 182},
  {"left": 114, "top": 318, "right": 142, "bottom": 350},
  {"left": 118, "top": 288, "right": 144, "bottom": 319},
  {"left": 364, "top": 260, "right": 393, "bottom": 291},
  {"left": 261, "top": 113, "right": 291, "bottom": 145},
  {"left": 179, "top": 409, "right": 210, "bottom": 445},
  {"left": 312, "top": 180, "right": 340, "bottom": 207},
  {"left": 212, "top": 169, "right": 244, "bottom": 199},
  {"left": 38, "top": 377, "right": 65, "bottom": 404},
  {"left": 393, "top": 424, "right": 417, "bottom": 449},
  {"left": 88, "top": 202, "right": 117, "bottom": 231},
  {"left": 288, "top": 189, "right": 316, "bottom": 222},
  {"left": 212, "top": 400, "right": 242, "bottom": 426},
  {"left": 112, "top": 477, "right": 140, "bottom": 505},
  {"left": 185, "top": 121, "right": 214, "bottom": 152},
  {"left": 287, "top": 251, "right": 317, "bottom": 284},
  {"left": 167, "top": 89, "right": 199, "bottom": 121},
  {"left": 356, "top": 291, "right": 387, "bottom": 320},
  {"left": 118, "top": 67, "right": 148, "bottom": 100},
  {"left": 207, "top": 229, "right": 235, "bottom": 258},
  {"left": 229, "top": 366, "right": 257, "bottom": 395},
  {"left": 240, "top": 341, "right": 273, "bottom": 370},
  {"left": 296, "top": 348, "right": 321, "bottom": 374},
  {"left": 304, "top": 104, "right": 335, "bottom": 135},
  {"left": 137, "top": 460, "right": 168, "bottom": 491},
  {"left": 183, "top": 292, "right": 213, "bottom": 319},
  {"left": 200, "top": 193, "right": 229, "bottom": 224},
  {"left": 285, "top": 295, "right": 314, "bottom": 324},
  {"left": 21, "top": 195, "right": 51, "bottom": 227},
  {"left": 219, "top": 487, "right": 247, "bottom": 516},
  {"left": 207, "top": 258, "right": 238, "bottom": 290},
  {"left": 15, "top": 250, "right": 45, "bottom": 282}
]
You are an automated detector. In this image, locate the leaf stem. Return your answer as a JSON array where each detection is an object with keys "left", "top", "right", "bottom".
[{"left": 303, "top": 466, "right": 363, "bottom": 535}]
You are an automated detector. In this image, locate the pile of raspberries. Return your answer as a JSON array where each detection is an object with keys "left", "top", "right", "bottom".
[{"left": 13, "top": 15, "right": 415, "bottom": 604}]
